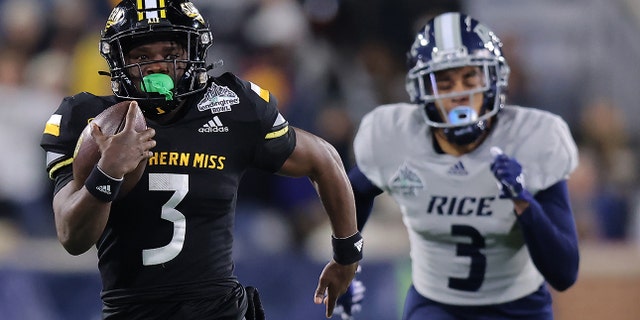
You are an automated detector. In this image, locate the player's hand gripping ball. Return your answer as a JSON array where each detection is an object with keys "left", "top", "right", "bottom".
[{"left": 73, "top": 101, "right": 147, "bottom": 198}]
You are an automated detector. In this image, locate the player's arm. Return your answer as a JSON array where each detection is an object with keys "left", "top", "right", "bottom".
[
  {"left": 277, "top": 127, "right": 361, "bottom": 318},
  {"left": 491, "top": 148, "right": 579, "bottom": 291},
  {"left": 52, "top": 104, "right": 156, "bottom": 255},
  {"left": 52, "top": 174, "right": 113, "bottom": 255},
  {"left": 278, "top": 128, "right": 359, "bottom": 239},
  {"left": 516, "top": 181, "right": 579, "bottom": 291},
  {"left": 348, "top": 165, "right": 383, "bottom": 231},
  {"left": 328, "top": 166, "right": 381, "bottom": 320}
]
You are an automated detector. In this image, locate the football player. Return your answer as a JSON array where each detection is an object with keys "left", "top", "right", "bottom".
[
  {"left": 345, "top": 12, "right": 579, "bottom": 320},
  {"left": 40, "top": 1, "right": 362, "bottom": 319}
]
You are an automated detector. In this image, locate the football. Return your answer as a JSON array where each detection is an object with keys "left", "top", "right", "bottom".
[{"left": 73, "top": 100, "right": 148, "bottom": 199}]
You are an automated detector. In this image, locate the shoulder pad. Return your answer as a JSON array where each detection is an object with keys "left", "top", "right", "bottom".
[{"left": 501, "top": 107, "right": 578, "bottom": 191}]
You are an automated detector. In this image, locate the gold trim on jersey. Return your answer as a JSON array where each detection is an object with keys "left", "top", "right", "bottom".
[
  {"left": 44, "top": 114, "right": 62, "bottom": 136},
  {"left": 44, "top": 123, "right": 60, "bottom": 136},
  {"left": 249, "top": 81, "right": 270, "bottom": 102},
  {"left": 48, "top": 158, "right": 73, "bottom": 179},
  {"left": 265, "top": 126, "right": 288, "bottom": 140}
]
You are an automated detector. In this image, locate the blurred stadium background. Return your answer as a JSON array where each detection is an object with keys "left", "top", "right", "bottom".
[{"left": 1, "top": 0, "right": 640, "bottom": 319}]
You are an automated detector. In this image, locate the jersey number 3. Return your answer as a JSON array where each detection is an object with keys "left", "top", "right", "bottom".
[
  {"left": 142, "top": 173, "right": 188, "bottom": 266},
  {"left": 449, "top": 224, "right": 486, "bottom": 292}
]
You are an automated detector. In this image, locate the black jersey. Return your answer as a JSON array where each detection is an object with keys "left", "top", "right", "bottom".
[{"left": 40, "top": 72, "right": 296, "bottom": 305}]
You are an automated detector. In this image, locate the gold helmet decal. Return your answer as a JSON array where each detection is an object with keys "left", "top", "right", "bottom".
[
  {"left": 181, "top": 2, "right": 205, "bottom": 25},
  {"left": 104, "top": 6, "right": 125, "bottom": 32}
]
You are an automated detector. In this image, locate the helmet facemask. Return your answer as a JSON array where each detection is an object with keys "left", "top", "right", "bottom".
[{"left": 411, "top": 62, "right": 501, "bottom": 145}]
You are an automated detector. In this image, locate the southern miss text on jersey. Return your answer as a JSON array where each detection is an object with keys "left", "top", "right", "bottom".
[
  {"left": 353, "top": 104, "right": 578, "bottom": 305},
  {"left": 40, "top": 72, "right": 296, "bottom": 305}
]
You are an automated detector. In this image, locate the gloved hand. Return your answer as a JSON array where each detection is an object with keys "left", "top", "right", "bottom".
[
  {"left": 489, "top": 147, "right": 530, "bottom": 201},
  {"left": 334, "top": 266, "right": 365, "bottom": 320}
]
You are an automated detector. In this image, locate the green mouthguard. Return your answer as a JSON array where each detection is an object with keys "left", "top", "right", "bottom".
[{"left": 141, "top": 74, "right": 174, "bottom": 100}]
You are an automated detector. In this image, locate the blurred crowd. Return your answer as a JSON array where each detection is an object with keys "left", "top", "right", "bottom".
[{"left": 1, "top": 0, "right": 639, "bottom": 262}]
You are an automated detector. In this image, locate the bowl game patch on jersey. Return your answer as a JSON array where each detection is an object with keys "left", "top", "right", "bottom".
[
  {"left": 197, "top": 83, "right": 239, "bottom": 114},
  {"left": 389, "top": 163, "right": 424, "bottom": 196}
]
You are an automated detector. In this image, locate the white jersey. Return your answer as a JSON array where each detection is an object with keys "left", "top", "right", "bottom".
[{"left": 353, "top": 104, "right": 578, "bottom": 305}]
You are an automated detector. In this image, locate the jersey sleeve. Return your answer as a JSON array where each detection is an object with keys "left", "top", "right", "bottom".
[
  {"left": 353, "top": 109, "right": 386, "bottom": 189},
  {"left": 511, "top": 109, "right": 578, "bottom": 191},
  {"left": 40, "top": 93, "right": 117, "bottom": 181},
  {"left": 223, "top": 73, "right": 296, "bottom": 173}
]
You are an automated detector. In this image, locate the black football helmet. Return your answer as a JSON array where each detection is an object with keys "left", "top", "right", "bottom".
[
  {"left": 406, "top": 12, "right": 510, "bottom": 145},
  {"left": 100, "top": 0, "right": 213, "bottom": 117}
]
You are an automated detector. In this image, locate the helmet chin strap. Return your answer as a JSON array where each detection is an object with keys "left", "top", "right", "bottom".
[{"left": 443, "top": 120, "right": 487, "bottom": 145}]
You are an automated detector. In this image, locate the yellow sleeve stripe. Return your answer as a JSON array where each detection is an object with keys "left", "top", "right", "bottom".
[
  {"left": 258, "top": 88, "right": 270, "bottom": 102},
  {"left": 48, "top": 158, "right": 73, "bottom": 180},
  {"left": 44, "top": 123, "right": 60, "bottom": 136},
  {"left": 43, "top": 114, "right": 62, "bottom": 136},
  {"left": 265, "top": 126, "right": 288, "bottom": 140},
  {"left": 250, "top": 81, "right": 270, "bottom": 102}
]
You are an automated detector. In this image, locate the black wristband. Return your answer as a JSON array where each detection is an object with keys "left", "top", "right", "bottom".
[
  {"left": 84, "top": 165, "right": 123, "bottom": 202},
  {"left": 332, "top": 232, "right": 363, "bottom": 265}
]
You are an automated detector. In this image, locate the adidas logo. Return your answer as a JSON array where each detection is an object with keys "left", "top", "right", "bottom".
[
  {"left": 447, "top": 161, "right": 468, "bottom": 176},
  {"left": 199, "top": 116, "right": 229, "bottom": 133},
  {"left": 96, "top": 185, "right": 112, "bottom": 195},
  {"left": 354, "top": 239, "right": 364, "bottom": 252}
]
